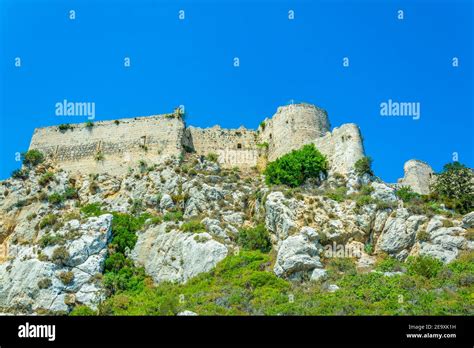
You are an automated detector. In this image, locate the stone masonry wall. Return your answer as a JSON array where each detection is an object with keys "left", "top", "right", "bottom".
[
  {"left": 185, "top": 126, "right": 260, "bottom": 168},
  {"left": 29, "top": 115, "right": 185, "bottom": 175}
]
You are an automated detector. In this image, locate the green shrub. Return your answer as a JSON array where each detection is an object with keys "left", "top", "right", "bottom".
[
  {"left": 105, "top": 252, "right": 128, "bottom": 272},
  {"left": 103, "top": 265, "right": 147, "bottom": 295},
  {"left": 416, "top": 230, "right": 430, "bottom": 242},
  {"left": 181, "top": 220, "right": 206, "bottom": 233},
  {"left": 58, "top": 271, "right": 75, "bottom": 285},
  {"left": 86, "top": 121, "right": 94, "bottom": 128},
  {"left": 259, "top": 121, "right": 266, "bottom": 130},
  {"left": 70, "top": 305, "right": 97, "bottom": 316},
  {"left": 38, "top": 171, "right": 55, "bottom": 186},
  {"left": 22, "top": 149, "right": 45, "bottom": 167},
  {"left": 431, "top": 162, "right": 474, "bottom": 214},
  {"left": 355, "top": 195, "right": 373, "bottom": 208},
  {"left": 163, "top": 210, "right": 184, "bottom": 222},
  {"left": 129, "top": 199, "right": 143, "bottom": 215},
  {"left": 110, "top": 213, "right": 142, "bottom": 254},
  {"left": 375, "top": 199, "right": 397, "bottom": 210},
  {"left": 51, "top": 246, "right": 70, "bottom": 265},
  {"left": 237, "top": 224, "right": 272, "bottom": 253},
  {"left": 39, "top": 214, "right": 58, "bottom": 229},
  {"left": 264, "top": 144, "right": 328, "bottom": 187},
  {"left": 58, "top": 124, "right": 72, "bottom": 131},
  {"left": 326, "top": 258, "right": 356, "bottom": 275},
  {"left": 364, "top": 243, "right": 373, "bottom": 255},
  {"left": 63, "top": 186, "right": 78, "bottom": 200},
  {"left": 48, "top": 193, "right": 64, "bottom": 205},
  {"left": 325, "top": 186, "right": 347, "bottom": 202},
  {"left": 354, "top": 156, "right": 373, "bottom": 177},
  {"left": 406, "top": 255, "right": 443, "bottom": 279},
  {"left": 206, "top": 153, "right": 219, "bottom": 162},
  {"left": 39, "top": 233, "right": 64, "bottom": 247},
  {"left": 375, "top": 255, "right": 403, "bottom": 272},
  {"left": 396, "top": 186, "right": 419, "bottom": 202},
  {"left": 80, "top": 203, "right": 104, "bottom": 217},
  {"left": 37, "top": 278, "right": 52, "bottom": 289},
  {"left": 360, "top": 184, "right": 374, "bottom": 195},
  {"left": 12, "top": 169, "right": 29, "bottom": 180}
]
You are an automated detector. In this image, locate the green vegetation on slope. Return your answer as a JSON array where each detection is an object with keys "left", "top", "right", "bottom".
[{"left": 71, "top": 250, "right": 474, "bottom": 316}]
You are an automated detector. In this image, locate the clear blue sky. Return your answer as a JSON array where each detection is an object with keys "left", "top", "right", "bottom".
[{"left": 1, "top": 0, "right": 472, "bottom": 181}]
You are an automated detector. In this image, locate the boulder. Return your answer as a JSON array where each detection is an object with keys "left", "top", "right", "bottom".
[
  {"left": 273, "top": 227, "right": 323, "bottom": 281},
  {"left": 131, "top": 223, "right": 228, "bottom": 284},
  {"left": 376, "top": 209, "right": 426, "bottom": 259}
]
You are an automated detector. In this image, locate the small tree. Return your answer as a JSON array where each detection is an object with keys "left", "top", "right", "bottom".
[
  {"left": 22, "top": 149, "right": 45, "bottom": 167},
  {"left": 354, "top": 156, "right": 373, "bottom": 177},
  {"left": 431, "top": 162, "right": 474, "bottom": 214},
  {"left": 264, "top": 144, "right": 328, "bottom": 187}
]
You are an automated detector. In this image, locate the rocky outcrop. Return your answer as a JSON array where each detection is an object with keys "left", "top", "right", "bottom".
[
  {"left": 273, "top": 227, "right": 324, "bottom": 280},
  {"left": 131, "top": 223, "right": 228, "bottom": 284},
  {"left": 375, "top": 209, "right": 427, "bottom": 260},
  {"left": 265, "top": 192, "right": 301, "bottom": 244},
  {"left": 416, "top": 215, "right": 471, "bottom": 263},
  {"left": 0, "top": 215, "right": 112, "bottom": 313}
]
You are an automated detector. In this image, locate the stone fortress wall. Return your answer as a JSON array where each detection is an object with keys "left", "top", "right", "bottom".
[
  {"left": 29, "top": 103, "right": 366, "bottom": 176},
  {"left": 29, "top": 115, "right": 185, "bottom": 175},
  {"left": 184, "top": 126, "right": 260, "bottom": 168}
]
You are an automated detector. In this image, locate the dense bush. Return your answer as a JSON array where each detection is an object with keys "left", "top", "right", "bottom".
[
  {"left": 264, "top": 144, "right": 328, "bottom": 187},
  {"left": 431, "top": 162, "right": 474, "bottom": 214},
  {"left": 237, "top": 224, "right": 272, "bottom": 253},
  {"left": 406, "top": 255, "right": 443, "bottom": 279},
  {"left": 101, "top": 213, "right": 150, "bottom": 296},
  {"left": 354, "top": 156, "right": 373, "bottom": 177},
  {"left": 22, "top": 149, "right": 45, "bottom": 167}
]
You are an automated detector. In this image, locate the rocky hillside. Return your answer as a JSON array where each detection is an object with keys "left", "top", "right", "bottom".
[{"left": 0, "top": 152, "right": 473, "bottom": 315}]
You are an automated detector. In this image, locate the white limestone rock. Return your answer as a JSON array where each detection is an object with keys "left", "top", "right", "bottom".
[
  {"left": 0, "top": 214, "right": 112, "bottom": 314},
  {"left": 265, "top": 192, "right": 299, "bottom": 243},
  {"left": 370, "top": 182, "right": 397, "bottom": 202},
  {"left": 131, "top": 223, "right": 228, "bottom": 284},
  {"left": 376, "top": 209, "right": 427, "bottom": 259},
  {"left": 273, "top": 227, "right": 323, "bottom": 281}
]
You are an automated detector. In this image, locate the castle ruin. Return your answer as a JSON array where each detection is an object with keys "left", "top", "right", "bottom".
[{"left": 28, "top": 103, "right": 366, "bottom": 176}]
